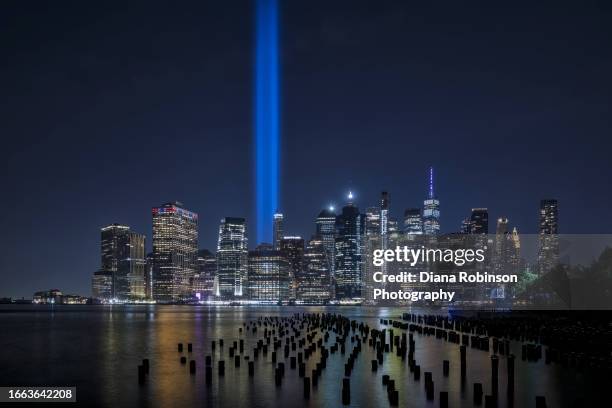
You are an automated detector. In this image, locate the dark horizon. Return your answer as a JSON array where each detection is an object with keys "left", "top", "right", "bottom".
[{"left": 2, "top": 1, "right": 612, "bottom": 298}]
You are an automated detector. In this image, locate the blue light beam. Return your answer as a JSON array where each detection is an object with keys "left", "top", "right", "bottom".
[{"left": 255, "top": 0, "right": 279, "bottom": 245}]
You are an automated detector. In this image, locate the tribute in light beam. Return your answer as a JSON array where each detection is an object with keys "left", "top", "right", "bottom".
[{"left": 255, "top": 0, "right": 279, "bottom": 244}]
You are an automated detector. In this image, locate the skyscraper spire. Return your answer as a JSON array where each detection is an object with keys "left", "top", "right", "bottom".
[
  {"left": 273, "top": 211, "right": 284, "bottom": 249},
  {"left": 428, "top": 166, "right": 434, "bottom": 199},
  {"left": 423, "top": 166, "right": 440, "bottom": 235}
]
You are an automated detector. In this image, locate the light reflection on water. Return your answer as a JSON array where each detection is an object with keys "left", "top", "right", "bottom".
[{"left": 0, "top": 305, "right": 603, "bottom": 407}]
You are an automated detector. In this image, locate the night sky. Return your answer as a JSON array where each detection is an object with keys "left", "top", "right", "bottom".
[{"left": 1, "top": 1, "right": 611, "bottom": 298}]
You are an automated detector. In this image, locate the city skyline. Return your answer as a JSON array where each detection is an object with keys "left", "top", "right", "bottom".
[
  {"left": 0, "top": 164, "right": 576, "bottom": 299},
  {"left": 2, "top": 1, "right": 612, "bottom": 298},
  {"left": 91, "top": 171, "right": 560, "bottom": 303},
  {"left": 81, "top": 174, "right": 567, "bottom": 305},
  {"left": 96, "top": 168, "right": 556, "bottom": 253},
  {"left": 0, "top": 167, "right": 575, "bottom": 299}
]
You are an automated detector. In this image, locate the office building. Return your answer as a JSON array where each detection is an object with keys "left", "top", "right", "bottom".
[
  {"left": 192, "top": 249, "right": 216, "bottom": 301},
  {"left": 468, "top": 208, "right": 489, "bottom": 234},
  {"left": 216, "top": 217, "right": 248, "bottom": 299},
  {"left": 492, "top": 217, "right": 509, "bottom": 275},
  {"left": 145, "top": 252, "right": 153, "bottom": 299},
  {"left": 315, "top": 207, "right": 336, "bottom": 294},
  {"left": 334, "top": 192, "right": 363, "bottom": 300},
  {"left": 403, "top": 208, "right": 423, "bottom": 235},
  {"left": 91, "top": 270, "right": 112, "bottom": 301},
  {"left": 152, "top": 202, "right": 198, "bottom": 302},
  {"left": 273, "top": 212, "right": 284, "bottom": 250},
  {"left": 122, "top": 231, "right": 146, "bottom": 299},
  {"left": 279, "top": 236, "right": 304, "bottom": 301},
  {"left": 94, "top": 223, "right": 146, "bottom": 301},
  {"left": 380, "top": 191, "right": 389, "bottom": 238},
  {"left": 248, "top": 246, "right": 290, "bottom": 302},
  {"left": 538, "top": 199, "right": 559, "bottom": 275},
  {"left": 298, "top": 238, "right": 331, "bottom": 304},
  {"left": 423, "top": 167, "right": 440, "bottom": 235},
  {"left": 365, "top": 207, "right": 381, "bottom": 237},
  {"left": 460, "top": 218, "right": 471, "bottom": 234}
]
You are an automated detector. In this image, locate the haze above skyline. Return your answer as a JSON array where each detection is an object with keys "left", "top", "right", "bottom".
[{"left": 1, "top": 1, "right": 611, "bottom": 297}]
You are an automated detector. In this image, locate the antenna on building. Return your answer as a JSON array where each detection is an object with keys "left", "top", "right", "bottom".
[{"left": 428, "top": 166, "right": 434, "bottom": 199}]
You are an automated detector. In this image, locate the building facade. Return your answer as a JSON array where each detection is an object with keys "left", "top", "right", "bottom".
[
  {"left": 152, "top": 202, "right": 198, "bottom": 302},
  {"left": 365, "top": 207, "right": 381, "bottom": 237},
  {"left": 315, "top": 208, "right": 336, "bottom": 296},
  {"left": 91, "top": 270, "right": 112, "bottom": 300},
  {"left": 216, "top": 217, "right": 248, "bottom": 299},
  {"left": 334, "top": 195, "right": 363, "bottom": 300},
  {"left": 93, "top": 223, "right": 146, "bottom": 301},
  {"left": 192, "top": 249, "right": 216, "bottom": 301},
  {"left": 403, "top": 208, "right": 423, "bottom": 235},
  {"left": 145, "top": 252, "right": 153, "bottom": 299},
  {"left": 273, "top": 212, "right": 284, "bottom": 250},
  {"left": 468, "top": 208, "right": 489, "bottom": 234},
  {"left": 298, "top": 238, "right": 331, "bottom": 304},
  {"left": 248, "top": 246, "right": 290, "bottom": 302},
  {"left": 380, "top": 191, "right": 389, "bottom": 239},
  {"left": 538, "top": 199, "right": 559, "bottom": 275},
  {"left": 279, "top": 236, "right": 304, "bottom": 301}
]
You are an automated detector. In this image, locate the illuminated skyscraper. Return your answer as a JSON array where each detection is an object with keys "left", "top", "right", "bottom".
[
  {"left": 365, "top": 207, "right": 381, "bottom": 237},
  {"left": 145, "top": 252, "right": 153, "bottom": 299},
  {"left": 380, "top": 191, "right": 389, "bottom": 238},
  {"left": 493, "top": 217, "right": 509, "bottom": 275},
  {"left": 510, "top": 227, "right": 521, "bottom": 274},
  {"left": 101, "top": 223, "right": 130, "bottom": 273},
  {"left": 491, "top": 219, "right": 521, "bottom": 300},
  {"left": 538, "top": 199, "right": 559, "bottom": 275},
  {"left": 121, "top": 231, "right": 146, "bottom": 300},
  {"left": 334, "top": 192, "right": 363, "bottom": 300},
  {"left": 423, "top": 167, "right": 440, "bottom": 235},
  {"left": 152, "top": 202, "right": 198, "bottom": 303},
  {"left": 539, "top": 199, "right": 559, "bottom": 234},
  {"left": 94, "top": 223, "right": 146, "bottom": 301},
  {"left": 99, "top": 223, "right": 128, "bottom": 300},
  {"left": 464, "top": 209, "right": 489, "bottom": 280},
  {"left": 315, "top": 207, "right": 336, "bottom": 293},
  {"left": 192, "top": 249, "right": 216, "bottom": 301},
  {"left": 279, "top": 236, "right": 304, "bottom": 301},
  {"left": 299, "top": 238, "right": 331, "bottom": 304},
  {"left": 91, "top": 270, "right": 112, "bottom": 301},
  {"left": 388, "top": 219, "right": 399, "bottom": 234},
  {"left": 495, "top": 217, "right": 509, "bottom": 235},
  {"left": 460, "top": 218, "right": 471, "bottom": 234},
  {"left": 468, "top": 208, "right": 489, "bottom": 234},
  {"left": 216, "top": 217, "right": 248, "bottom": 299},
  {"left": 248, "top": 245, "right": 290, "bottom": 302},
  {"left": 273, "top": 212, "right": 284, "bottom": 249},
  {"left": 403, "top": 208, "right": 423, "bottom": 235},
  {"left": 378, "top": 192, "right": 391, "bottom": 281}
]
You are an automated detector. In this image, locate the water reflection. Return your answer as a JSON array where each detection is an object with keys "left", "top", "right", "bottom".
[{"left": 0, "top": 305, "right": 605, "bottom": 407}]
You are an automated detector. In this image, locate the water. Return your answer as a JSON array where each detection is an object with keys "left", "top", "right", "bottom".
[{"left": 0, "top": 305, "right": 603, "bottom": 407}]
